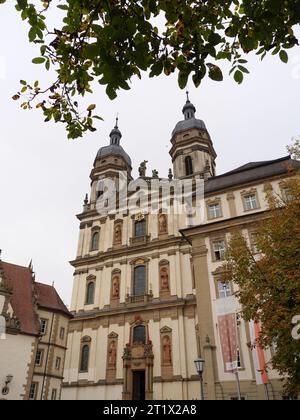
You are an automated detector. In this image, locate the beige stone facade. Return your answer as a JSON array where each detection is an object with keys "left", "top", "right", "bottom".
[
  {"left": 0, "top": 260, "right": 71, "bottom": 400},
  {"left": 62, "top": 98, "right": 299, "bottom": 400}
]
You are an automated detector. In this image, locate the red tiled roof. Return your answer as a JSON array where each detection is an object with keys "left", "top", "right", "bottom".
[
  {"left": 1, "top": 261, "right": 72, "bottom": 336},
  {"left": 34, "top": 282, "right": 71, "bottom": 317},
  {"left": 1, "top": 262, "right": 40, "bottom": 336}
]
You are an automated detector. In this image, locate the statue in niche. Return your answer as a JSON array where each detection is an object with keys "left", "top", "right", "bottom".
[
  {"left": 160, "top": 266, "right": 169, "bottom": 291},
  {"left": 108, "top": 341, "right": 117, "bottom": 366},
  {"left": 163, "top": 336, "right": 172, "bottom": 364},
  {"left": 114, "top": 224, "right": 122, "bottom": 244},
  {"left": 158, "top": 214, "right": 168, "bottom": 234},
  {"left": 112, "top": 276, "right": 120, "bottom": 298},
  {"left": 138, "top": 160, "right": 148, "bottom": 177}
]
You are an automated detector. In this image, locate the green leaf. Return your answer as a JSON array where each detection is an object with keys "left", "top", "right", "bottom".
[
  {"left": 234, "top": 70, "right": 244, "bottom": 84},
  {"left": 207, "top": 64, "right": 223, "bottom": 82},
  {"left": 178, "top": 71, "right": 189, "bottom": 89},
  {"left": 32, "top": 57, "right": 46, "bottom": 64},
  {"left": 279, "top": 50, "right": 288, "bottom": 63},
  {"left": 238, "top": 65, "right": 250, "bottom": 74}
]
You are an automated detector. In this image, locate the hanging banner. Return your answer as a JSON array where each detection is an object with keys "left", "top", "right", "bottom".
[
  {"left": 249, "top": 321, "right": 269, "bottom": 385},
  {"left": 215, "top": 296, "right": 239, "bottom": 373}
]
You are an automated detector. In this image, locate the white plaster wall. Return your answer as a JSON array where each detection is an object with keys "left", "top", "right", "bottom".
[{"left": 0, "top": 334, "right": 35, "bottom": 400}]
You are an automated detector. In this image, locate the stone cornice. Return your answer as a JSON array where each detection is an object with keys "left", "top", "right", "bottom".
[
  {"left": 181, "top": 209, "right": 270, "bottom": 240},
  {"left": 69, "top": 295, "right": 197, "bottom": 322},
  {"left": 70, "top": 237, "right": 190, "bottom": 268}
]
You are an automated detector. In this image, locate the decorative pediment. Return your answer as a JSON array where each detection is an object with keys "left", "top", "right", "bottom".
[
  {"left": 86, "top": 274, "right": 96, "bottom": 281},
  {"left": 129, "top": 257, "right": 149, "bottom": 266},
  {"left": 108, "top": 331, "right": 118, "bottom": 339},
  {"left": 160, "top": 326, "right": 172, "bottom": 334},
  {"left": 159, "top": 259, "right": 169, "bottom": 267},
  {"left": 81, "top": 335, "right": 92, "bottom": 343}
]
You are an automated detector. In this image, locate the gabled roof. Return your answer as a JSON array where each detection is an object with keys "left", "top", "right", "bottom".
[
  {"left": 1, "top": 261, "right": 72, "bottom": 336},
  {"left": 205, "top": 156, "right": 300, "bottom": 194},
  {"left": 34, "top": 282, "right": 71, "bottom": 317},
  {"left": 1, "top": 262, "right": 40, "bottom": 336}
]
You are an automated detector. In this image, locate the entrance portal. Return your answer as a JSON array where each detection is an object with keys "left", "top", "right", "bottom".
[{"left": 132, "top": 371, "right": 145, "bottom": 401}]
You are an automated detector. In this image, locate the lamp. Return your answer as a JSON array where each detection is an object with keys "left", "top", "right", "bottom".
[{"left": 194, "top": 358, "right": 205, "bottom": 400}]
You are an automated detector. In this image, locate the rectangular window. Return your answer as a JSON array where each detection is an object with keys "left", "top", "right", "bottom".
[
  {"left": 217, "top": 281, "right": 232, "bottom": 299},
  {"left": 29, "top": 383, "right": 38, "bottom": 400},
  {"left": 133, "top": 266, "right": 146, "bottom": 296},
  {"left": 212, "top": 240, "right": 226, "bottom": 261},
  {"left": 208, "top": 203, "right": 221, "bottom": 219},
  {"left": 135, "top": 220, "right": 146, "bottom": 238},
  {"left": 55, "top": 357, "right": 61, "bottom": 370},
  {"left": 35, "top": 350, "right": 43, "bottom": 366},
  {"left": 244, "top": 194, "right": 258, "bottom": 211},
  {"left": 51, "top": 389, "right": 57, "bottom": 401},
  {"left": 59, "top": 327, "right": 65, "bottom": 340},
  {"left": 40, "top": 319, "right": 48, "bottom": 335}
]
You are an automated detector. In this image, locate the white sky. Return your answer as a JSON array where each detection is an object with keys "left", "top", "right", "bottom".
[{"left": 0, "top": 3, "right": 299, "bottom": 306}]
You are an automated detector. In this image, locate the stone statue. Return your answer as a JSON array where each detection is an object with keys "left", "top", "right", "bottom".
[
  {"left": 152, "top": 169, "right": 159, "bottom": 179},
  {"left": 158, "top": 214, "right": 168, "bottom": 234},
  {"left": 112, "top": 276, "right": 120, "bottom": 298},
  {"left": 114, "top": 224, "right": 122, "bottom": 244},
  {"left": 163, "top": 336, "right": 172, "bottom": 363},
  {"left": 138, "top": 160, "right": 148, "bottom": 177},
  {"left": 160, "top": 267, "right": 169, "bottom": 291},
  {"left": 109, "top": 341, "right": 117, "bottom": 366}
]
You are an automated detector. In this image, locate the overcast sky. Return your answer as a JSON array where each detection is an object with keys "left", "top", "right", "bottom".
[{"left": 0, "top": 4, "right": 299, "bottom": 306}]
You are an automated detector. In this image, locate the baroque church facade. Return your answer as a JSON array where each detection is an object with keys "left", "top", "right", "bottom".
[{"left": 62, "top": 96, "right": 300, "bottom": 400}]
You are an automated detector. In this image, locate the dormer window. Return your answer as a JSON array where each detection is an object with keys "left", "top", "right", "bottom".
[{"left": 185, "top": 156, "right": 193, "bottom": 176}]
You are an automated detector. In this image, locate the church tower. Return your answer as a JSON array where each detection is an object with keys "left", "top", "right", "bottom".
[
  {"left": 89, "top": 119, "right": 132, "bottom": 207},
  {"left": 170, "top": 93, "right": 217, "bottom": 179}
]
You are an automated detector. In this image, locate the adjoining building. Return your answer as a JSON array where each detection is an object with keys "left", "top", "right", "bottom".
[
  {"left": 0, "top": 258, "right": 72, "bottom": 400},
  {"left": 62, "top": 96, "right": 300, "bottom": 400}
]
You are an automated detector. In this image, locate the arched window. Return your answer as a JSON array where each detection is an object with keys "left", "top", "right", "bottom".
[
  {"left": 80, "top": 345, "right": 90, "bottom": 372},
  {"left": 133, "top": 325, "right": 146, "bottom": 344},
  {"left": 86, "top": 282, "right": 95, "bottom": 305},
  {"left": 90, "top": 231, "right": 100, "bottom": 251},
  {"left": 133, "top": 266, "right": 146, "bottom": 296},
  {"left": 185, "top": 156, "right": 193, "bottom": 176}
]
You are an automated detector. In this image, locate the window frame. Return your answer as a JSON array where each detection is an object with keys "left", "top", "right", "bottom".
[
  {"left": 39, "top": 319, "right": 48, "bottom": 336},
  {"left": 133, "top": 265, "right": 146, "bottom": 297},
  {"left": 211, "top": 239, "right": 226, "bottom": 262},
  {"left": 29, "top": 382, "right": 38, "bottom": 400},
  {"left": 85, "top": 281, "right": 95, "bottom": 305},
  {"left": 51, "top": 389, "right": 57, "bottom": 401},
  {"left": 59, "top": 327, "right": 65, "bottom": 340},
  {"left": 133, "top": 325, "right": 146, "bottom": 344},
  {"left": 55, "top": 356, "right": 61, "bottom": 370},
  {"left": 185, "top": 156, "right": 194, "bottom": 176},
  {"left": 79, "top": 344, "right": 90, "bottom": 373},
  {"left": 35, "top": 349, "right": 44, "bottom": 367},
  {"left": 207, "top": 200, "right": 222, "bottom": 220},
  {"left": 90, "top": 230, "right": 100, "bottom": 252}
]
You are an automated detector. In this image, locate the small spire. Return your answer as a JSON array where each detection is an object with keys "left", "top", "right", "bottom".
[
  {"left": 84, "top": 193, "right": 88, "bottom": 205},
  {"left": 182, "top": 92, "right": 196, "bottom": 120},
  {"left": 110, "top": 115, "right": 122, "bottom": 146},
  {"left": 186, "top": 90, "right": 190, "bottom": 103}
]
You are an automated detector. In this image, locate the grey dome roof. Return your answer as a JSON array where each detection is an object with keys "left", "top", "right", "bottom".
[
  {"left": 172, "top": 117, "right": 207, "bottom": 137},
  {"left": 96, "top": 144, "right": 132, "bottom": 166}
]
